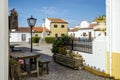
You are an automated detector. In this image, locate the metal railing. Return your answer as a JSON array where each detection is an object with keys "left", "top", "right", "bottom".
[{"left": 66, "top": 38, "right": 92, "bottom": 53}]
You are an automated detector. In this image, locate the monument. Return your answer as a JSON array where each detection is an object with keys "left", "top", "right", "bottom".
[{"left": 39, "top": 20, "right": 47, "bottom": 44}]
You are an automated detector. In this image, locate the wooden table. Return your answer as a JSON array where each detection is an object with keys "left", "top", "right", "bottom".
[{"left": 10, "top": 52, "right": 40, "bottom": 77}]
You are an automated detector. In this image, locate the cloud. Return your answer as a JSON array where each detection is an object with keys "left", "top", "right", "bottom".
[
  {"left": 41, "top": 7, "right": 57, "bottom": 15},
  {"left": 33, "top": 6, "right": 69, "bottom": 17},
  {"left": 33, "top": 7, "right": 57, "bottom": 16}
]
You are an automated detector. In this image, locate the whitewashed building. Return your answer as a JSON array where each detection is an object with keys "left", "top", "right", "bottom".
[
  {"left": 68, "top": 21, "right": 106, "bottom": 39},
  {"left": 10, "top": 27, "right": 50, "bottom": 42},
  {"left": 69, "top": 20, "right": 107, "bottom": 75},
  {"left": 10, "top": 28, "right": 31, "bottom": 42}
]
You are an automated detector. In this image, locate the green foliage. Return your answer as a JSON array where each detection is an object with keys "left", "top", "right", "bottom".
[
  {"left": 95, "top": 15, "right": 106, "bottom": 23},
  {"left": 45, "top": 37, "right": 55, "bottom": 43},
  {"left": 32, "top": 36, "right": 40, "bottom": 43},
  {"left": 9, "top": 58, "right": 19, "bottom": 65},
  {"left": 51, "top": 35, "right": 71, "bottom": 54},
  {"left": 61, "top": 35, "right": 71, "bottom": 45},
  {"left": 51, "top": 38, "right": 63, "bottom": 53}
]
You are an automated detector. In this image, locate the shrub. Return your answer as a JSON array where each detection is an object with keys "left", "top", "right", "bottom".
[
  {"left": 9, "top": 58, "right": 19, "bottom": 65},
  {"left": 51, "top": 38, "right": 63, "bottom": 53},
  {"left": 58, "top": 46, "right": 67, "bottom": 55},
  {"left": 9, "top": 58, "right": 20, "bottom": 80},
  {"left": 61, "top": 35, "right": 71, "bottom": 45},
  {"left": 51, "top": 35, "right": 71, "bottom": 54},
  {"left": 45, "top": 37, "right": 55, "bottom": 43},
  {"left": 32, "top": 36, "right": 40, "bottom": 43}
]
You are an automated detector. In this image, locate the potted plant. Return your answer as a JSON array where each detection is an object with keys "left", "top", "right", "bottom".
[{"left": 9, "top": 58, "right": 21, "bottom": 80}]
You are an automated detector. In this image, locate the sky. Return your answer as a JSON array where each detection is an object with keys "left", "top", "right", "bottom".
[{"left": 9, "top": 0, "right": 105, "bottom": 28}]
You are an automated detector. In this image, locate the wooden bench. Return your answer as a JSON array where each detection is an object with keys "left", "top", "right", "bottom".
[{"left": 39, "top": 59, "right": 50, "bottom": 75}]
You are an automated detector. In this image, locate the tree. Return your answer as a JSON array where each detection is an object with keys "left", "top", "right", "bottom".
[{"left": 95, "top": 15, "right": 106, "bottom": 23}]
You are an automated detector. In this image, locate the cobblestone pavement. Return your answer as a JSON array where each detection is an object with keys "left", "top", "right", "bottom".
[{"left": 11, "top": 42, "right": 112, "bottom": 80}]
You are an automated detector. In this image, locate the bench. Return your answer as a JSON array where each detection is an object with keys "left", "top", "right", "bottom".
[{"left": 39, "top": 59, "right": 50, "bottom": 75}]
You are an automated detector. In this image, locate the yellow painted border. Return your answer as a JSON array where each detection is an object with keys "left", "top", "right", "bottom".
[
  {"left": 107, "top": 52, "right": 120, "bottom": 80},
  {"left": 83, "top": 66, "right": 113, "bottom": 79}
]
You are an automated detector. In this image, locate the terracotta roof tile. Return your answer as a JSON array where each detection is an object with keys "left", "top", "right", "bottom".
[
  {"left": 68, "top": 27, "right": 93, "bottom": 32},
  {"left": 17, "top": 27, "right": 50, "bottom": 32},
  {"left": 68, "top": 27, "right": 80, "bottom": 32},
  {"left": 33, "top": 27, "right": 50, "bottom": 32},
  {"left": 89, "top": 23, "right": 98, "bottom": 28},
  {"left": 47, "top": 18, "right": 68, "bottom": 23},
  {"left": 18, "top": 27, "right": 30, "bottom": 32}
]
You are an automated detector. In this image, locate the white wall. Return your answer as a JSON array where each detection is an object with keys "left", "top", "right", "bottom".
[
  {"left": 77, "top": 37, "right": 107, "bottom": 72},
  {"left": 68, "top": 29, "right": 94, "bottom": 38},
  {"left": 109, "top": 0, "right": 120, "bottom": 52},
  {"left": 45, "top": 18, "right": 51, "bottom": 30},
  {"left": 10, "top": 32, "right": 31, "bottom": 42},
  {"left": 0, "top": 0, "right": 8, "bottom": 79},
  {"left": 80, "top": 21, "right": 90, "bottom": 28},
  {"left": 75, "top": 29, "right": 94, "bottom": 38},
  {"left": 94, "top": 31, "right": 106, "bottom": 38}
]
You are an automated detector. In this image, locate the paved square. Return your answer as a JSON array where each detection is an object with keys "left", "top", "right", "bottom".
[{"left": 11, "top": 42, "right": 111, "bottom": 80}]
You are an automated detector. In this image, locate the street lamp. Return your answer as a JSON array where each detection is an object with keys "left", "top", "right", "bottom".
[{"left": 27, "top": 16, "right": 37, "bottom": 52}]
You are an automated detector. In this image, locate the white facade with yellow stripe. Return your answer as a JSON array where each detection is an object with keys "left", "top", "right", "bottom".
[
  {"left": 106, "top": 0, "right": 120, "bottom": 79},
  {"left": 69, "top": 0, "right": 120, "bottom": 79}
]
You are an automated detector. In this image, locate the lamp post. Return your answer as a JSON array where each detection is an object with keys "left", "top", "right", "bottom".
[{"left": 27, "top": 16, "right": 37, "bottom": 52}]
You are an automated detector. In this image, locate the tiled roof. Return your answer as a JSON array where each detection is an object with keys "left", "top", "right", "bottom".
[
  {"left": 47, "top": 18, "right": 68, "bottom": 23},
  {"left": 68, "top": 27, "right": 93, "bottom": 32},
  {"left": 33, "top": 27, "right": 50, "bottom": 32},
  {"left": 18, "top": 27, "right": 30, "bottom": 32},
  {"left": 68, "top": 27, "right": 80, "bottom": 32},
  {"left": 17, "top": 27, "right": 50, "bottom": 32},
  {"left": 89, "top": 23, "right": 98, "bottom": 28}
]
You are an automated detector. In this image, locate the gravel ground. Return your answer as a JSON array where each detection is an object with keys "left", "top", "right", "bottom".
[{"left": 10, "top": 42, "right": 112, "bottom": 80}]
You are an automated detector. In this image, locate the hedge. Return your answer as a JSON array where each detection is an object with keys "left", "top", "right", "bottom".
[
  {"left": 32, "top": 37, "right": 40, "bottom": 43},
  {"left": 45, "top": 37, "right": 55, "bottom": 43}
]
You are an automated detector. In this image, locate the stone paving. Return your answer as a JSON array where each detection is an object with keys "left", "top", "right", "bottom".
[{"left": 11, "top": 42, "right": 112, "bottom": 80}]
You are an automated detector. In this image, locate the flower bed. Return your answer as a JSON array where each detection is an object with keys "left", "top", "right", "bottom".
[{"left": 53, "top": 47, "right": 84, "bottom": 69}]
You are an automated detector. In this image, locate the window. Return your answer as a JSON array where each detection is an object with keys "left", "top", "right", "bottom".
[
  {"left": 54, "top": 24, "right": 57, "bottom": 28},
  {"left": 21, "top": 34, "right": 26, "bottom": 41},
  {"left": 61, "top": 25, "right": 64, "bottom": 28},
  {"left": 83, "top": 32, "right": 87, "bottom": 37},
  {"left": 61, "top": 34, "right": 64, "bottom": 36}
]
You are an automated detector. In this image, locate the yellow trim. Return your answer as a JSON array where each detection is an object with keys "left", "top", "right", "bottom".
[
  {"left": 106, "top": 52, "right": 110, "bottom": 74},
  {"left": 84, "top": 66, "right": 110, "bottom": 78},
  {"left": 107, "top": 52, "right": 120, "bottom": 79}
]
